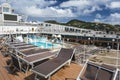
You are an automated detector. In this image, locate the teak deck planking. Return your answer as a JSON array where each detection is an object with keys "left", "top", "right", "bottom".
[{"left": 0, "top": 52, "right": 82, "bottom": 80}]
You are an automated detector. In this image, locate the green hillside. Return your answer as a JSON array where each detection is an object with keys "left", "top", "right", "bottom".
[{"left": 45, "top": 19, "right": 120, "bottom": 32}]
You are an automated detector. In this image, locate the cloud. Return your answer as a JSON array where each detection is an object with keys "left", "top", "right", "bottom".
[
  {"left": 12, "top": 0, "right": 57, "bottom": 8},
  {"left": 24, "top": 6, "right": 75, "bottom": 17},
  {"left": 0, "top": 0, "right": 5, "bottom": 3},
  {"left": 83, "top": 6, "right": 102, "bottom": 15},
  {"left": 107, "top": 13, "right": 120, "bottom": 24},
  {"left": 1, "top": 0, "right": 118, "bottom": 17},
  {"left": 94, "top": 13, "right": 120, "bottom": 25},
  {"left": 6, "top": 0, "right": 75, "bottom": 17},
  {"left": 60, "top": 0, "right": 105, "bottom": 16},
  {"left": 94, "top": 19, "right": 101, "bottom": 22},
  {"left": 108, "top": 1, "right": 120, "bottom": 9},
  {"left": 0, "top": 0, "right": 119, "bottom": 25},
  {"left": 96, "top": 14, "right": 102, "bottom": 19}
]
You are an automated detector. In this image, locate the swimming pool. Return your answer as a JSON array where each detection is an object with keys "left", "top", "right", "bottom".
[
  {"left": 30, "top": 41, "right": 59, "bottom": 48},
  {"left": 28, "top": 35, "right": 61, "bottom": 48}
]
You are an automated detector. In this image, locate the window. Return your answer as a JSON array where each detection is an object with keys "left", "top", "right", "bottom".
[
  {"left": 3, "top": 7, "right": 9, "bottom": 12},
  {"left": 4, "top": 14, "right": 17, "bottom": 21},
  {"left": 46, "top": 24, "right": 48, "bottom": 26},
  {"left": 40, "top": 23, "right": 43, "bottom": 26}
]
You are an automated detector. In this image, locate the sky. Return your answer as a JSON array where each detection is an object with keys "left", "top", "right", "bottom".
[{"left": 0, "top": 0, "right": 120, "bottom": 25}]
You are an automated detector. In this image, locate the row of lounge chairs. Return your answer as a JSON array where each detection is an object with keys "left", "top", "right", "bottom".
[
  {"left": 3, "top": 40, "right": 120, "bottom": 80},
  {"left": 6, "top": 41, "right": 55, "bottom": 72},
  {"left": 4, "top": 41, "right": 75, "bottom": 80}
]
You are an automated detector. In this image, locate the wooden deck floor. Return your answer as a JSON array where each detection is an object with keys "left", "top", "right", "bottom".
[{"left": 0, "top": 52, "right": 82, "bottom": 80}]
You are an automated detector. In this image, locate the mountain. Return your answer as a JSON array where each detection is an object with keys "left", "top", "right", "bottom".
[
  {"left": 44, "top": 19, "right": 120, "bottom": 32},
  {"left": 45, "top": 20, "right": 65, "bottom": 25}
]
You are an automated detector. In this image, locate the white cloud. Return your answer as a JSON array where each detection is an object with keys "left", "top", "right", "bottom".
[
  {"left": 1, "top": 0, "right": 118, "bottom": 17},
  {"left": 107, "top": 13, "right": 120, "bottom": 24},
  {"left": 24, "top": 6, "right": 75, "bottom": 17},
  {"left": 60, "top": 0, "right": 91, "bottom": 8},
  {"left": 108, "top": 1, "right": 120, "bottom": 9},
  {"left": 0, "top": 0, "right": 5, "bottom": 3},
  {"left": 94, "top": 13, "right": 120, "bottom": 25},
  {"left": 4, "top": 0, "right": 76, "bottom": 17},
  {"left": 13, "top": 0, "right": 56, "bottom": 8},
  {"left": 96, "top": 14, "right": 102, "bottom": 19},
  {"left": 60, "top": 0, "right": 104, "bottom": 16},
  {"left": 94, "top": 19, "right": 101, "bottom": 22},
  {"left": 0, "top": 0, "right": 120, "bottom": 24},
  {"left": 83, "top": 6, "right": 102, "bottom": 15},
  {"left": 110, "top": 13, "right": 120, "bottom": 18}
]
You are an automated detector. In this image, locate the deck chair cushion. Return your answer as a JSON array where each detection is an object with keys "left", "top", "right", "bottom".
[
  {"left": 96, "top": 68, "right": 113, "bottom": 80},
  {"left": 96, "top": 64, "right": 116, "bottom": 80},
  {"left": 84, "top": 62, "right": 99, "bottom": 80}
]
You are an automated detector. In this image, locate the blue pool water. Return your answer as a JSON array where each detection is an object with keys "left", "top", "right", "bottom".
[
  {"left": 28, "top": 35, "right": 60, "bottom": 48},
  {"left": 28, "top": 35, "right": 47, "bottom": 41},
  {"left": 30, "top": 41, "right": 59, "bottom": 48}
]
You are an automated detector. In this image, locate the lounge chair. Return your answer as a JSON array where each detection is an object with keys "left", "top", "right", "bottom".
[
  {"left": 78, "top": 61, "right": 119, "bottom": 80},
  {"left": 80, "top": 61, "right": 100, "bottom": 80},
  {"left": 18, "top": 48, "right": 50, "bottom": 57},
  {"left": 9, "top": 42, "right": 25, "bottom": 45},
  {"left": 19, "top": 50, "right": 58, "bottom": 72},
  {"left": 6, "top": 41, "right": 33, "bottom": 48},
  {"left": 11, "top": 42, "right": 27, "bottom": 46},
  {"left": 10, "top": 44, "right": 35, "bottom": 49},
  {"left": 0, "top": 45, "right": 2, "bottom": 50},
  {"left": 13, "top": 44, "right": 33, "bottom": 47},
  {"left": 6, "top": 42, "right": 25, "bottom": 46},
  {"left": 5, "top": 44, "right": 37, "bottom": 57},
  {"left": 9, "top": 53, "right": 21, "bottom": 72},
  {"left": 9, "top": 48, "right": 57, "bottom": 73},
  {"left": 31, "top": 48, "right": 75, "bottom": 80},
  {"left": 9, "top": 44, "right": 37, "bottom": 52},
  {"left": 96, "top": 64, "right": 118, "bottom": 80},
  {"left": 17, "top": 45, "right": 38, "bottom": 51},
  {"left": 0, "top": 43, "right": 9, "bottom": 57}
]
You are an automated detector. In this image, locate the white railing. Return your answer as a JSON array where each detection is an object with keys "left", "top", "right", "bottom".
[
  {"left": 39, "top": 30, "right": 118, "bottom": 39},
  {"left": 0, "top": 24, "right": 119, "bottom": 39}
]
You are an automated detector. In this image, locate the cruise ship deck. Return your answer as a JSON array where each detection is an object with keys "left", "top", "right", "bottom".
[
  {"left": 0, "top": 52, "right": 82, "bottom": 80},
  {"left": 0, "top": 1, "right": 120, "bottom": 80}
]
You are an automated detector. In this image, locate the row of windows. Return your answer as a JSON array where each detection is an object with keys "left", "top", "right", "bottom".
[
  {"left": 38, "top": 23, "right": 51, "bottom": 27},
  {"left": 3, "top": 7, "right": 10, "bottom": 12}
]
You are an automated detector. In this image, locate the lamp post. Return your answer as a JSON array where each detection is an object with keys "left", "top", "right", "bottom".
[
  {"left": 93, "top": 35, "right": 95, "bottom": 46},
  {"left": 84, "top": 41, "right": 86, "bottom": 63},
  {"left": 83, "top": 34, "right": 86, "bottom": 63},
  {"left": 116, "top": 43, "right": 119, "bottom": 67},
  {"left": 88, "top": 37, "right": 91, "bottom": 47},
  {"left": 27, "top": 32, "right": 29, "bottom": 43},
  {"left": 116, "top": 36, "right": 119, "bottom": 67},
  {"left": 62, "top": 38, "right": 64, "bottom": 48},
  {"left": 112, "top": 39, "right": 115, "bottom": 49}
]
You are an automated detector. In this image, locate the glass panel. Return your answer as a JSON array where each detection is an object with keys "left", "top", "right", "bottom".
[
  {"left": 3, "top": 7, "right": 9, "bottom": 12},
  {"left": 4, "top": 14, "right": 17, "bottom": 21}
]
